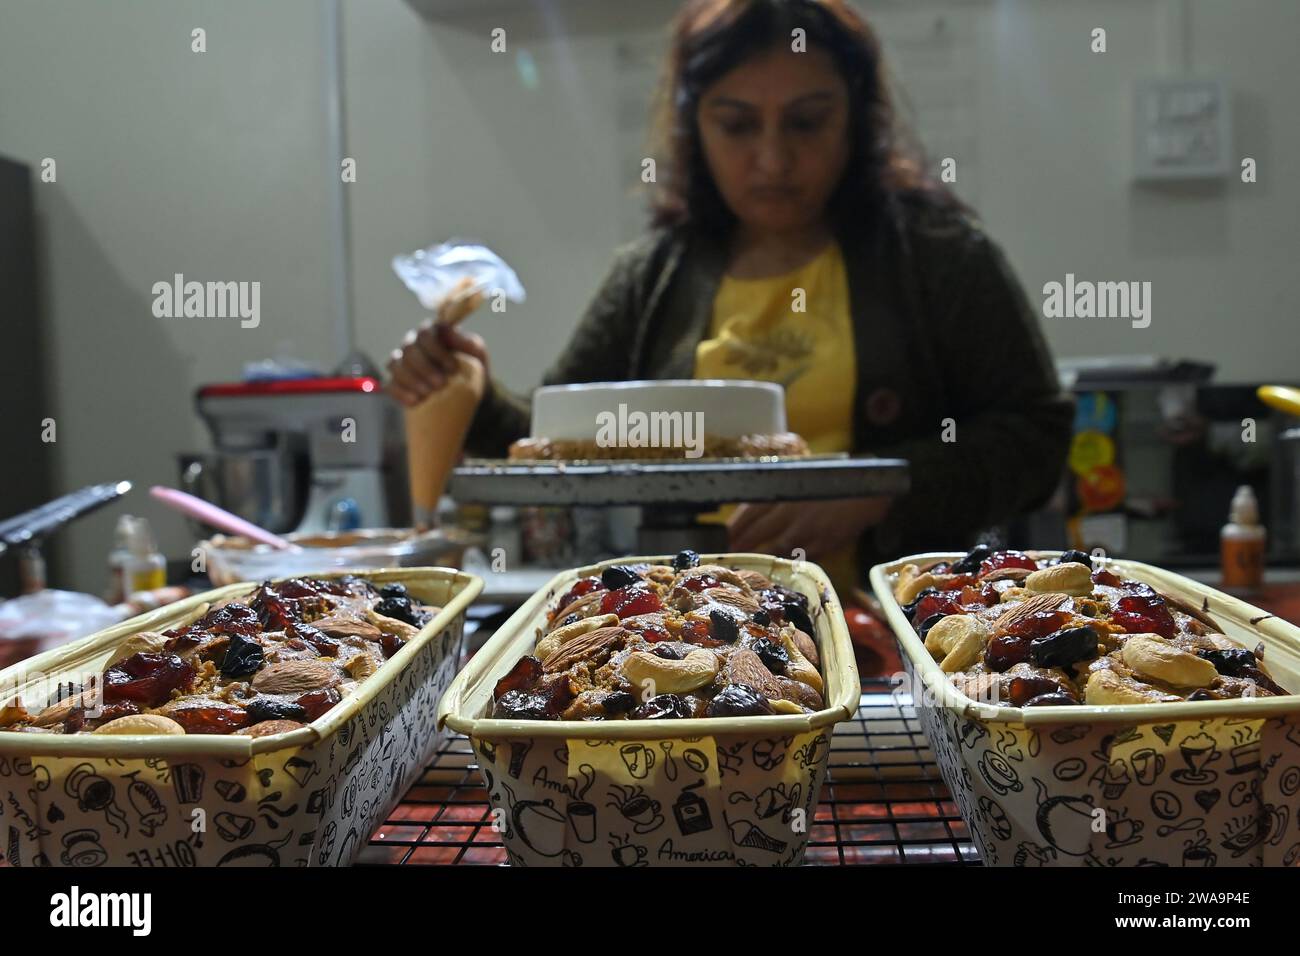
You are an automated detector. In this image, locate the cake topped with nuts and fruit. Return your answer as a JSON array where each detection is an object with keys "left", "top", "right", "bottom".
[
  {"left": 0, "top": 576, "right": 439, "bottom": 737},
  {"left": 490, "top": 551, "right": 825, "bottom": 721},
  {"left": 892, "top": 546, "right": 1290, "bottom": 707}
]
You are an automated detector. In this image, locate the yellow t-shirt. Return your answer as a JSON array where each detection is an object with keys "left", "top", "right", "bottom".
[{"left": 693, "top": 242, "right": 859, "bottom": 592}]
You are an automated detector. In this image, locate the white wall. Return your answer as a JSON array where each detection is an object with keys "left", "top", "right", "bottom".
[
  {"left": 1, "top": 0, "right": 1296, "bottom": 589},
  {"left": 1, "top": 0, "right": 336, "bottom": 588},
  {"left": 971, "top": 0, "right": 1298, "bottom": 373}
]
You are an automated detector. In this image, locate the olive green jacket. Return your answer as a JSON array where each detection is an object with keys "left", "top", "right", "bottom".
[{"left": 466, "top": 194, "right": 1073, "bottom": 568}]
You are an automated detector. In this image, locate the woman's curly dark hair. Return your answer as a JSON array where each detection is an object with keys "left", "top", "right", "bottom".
[{"left": 649, "top": 0, "right": 958, "bottom": 233}]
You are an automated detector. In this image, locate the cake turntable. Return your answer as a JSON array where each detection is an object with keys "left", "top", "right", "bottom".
[
  {"left": 448, "top": 453, "right": 910, "bottom": 553},
  {"left": 447, "top": 379, "right": 909, "bottom": 553}
]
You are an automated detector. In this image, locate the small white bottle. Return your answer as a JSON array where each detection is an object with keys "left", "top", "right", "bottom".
[
  {"left": 1221, "top": 485, "right": 1266, "bottom": 596},
  {"left": 106, "top": 515, "right": 136, "bottom": 604},
  {"left": 123, "top": 517, "right": 167, "bottom": 596}
]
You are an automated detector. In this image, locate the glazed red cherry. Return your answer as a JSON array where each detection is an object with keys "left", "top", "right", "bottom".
[
  {"left": 679, "top": 573, "right": 721, "bottom": 593},
  {"left": 1116, "top": 591, "right": 1163, "bottom": 612},
  {"left": 272, "top": 578, "right": 329, "bottom": 599},
  {"left": 103, "top": 653, "right": 196, "bottom": 707},
  {"left": 677, "top": 619, "right": 724, "bottom": 647},
  {"left": 1114, "top": 593, "right": 1176, "bottom": 636},
  {"left": 201, "top": 602, "right": 261, "bottom": 636},
  {"left": 1003, "top": 609, "right": 1070, "bottom": 639},
  {"left": 557, "top": 576, "right": 604, "bottom": 610},
  {"left": 911, "top": 591, "right": 961, "bottom": 625},
  {"left": 494, "top": 655, "right": 543, "bottom": 699},
  {"left": 290, "top": 623, "right": 339, "bottom": 657},
  {"left": 959, "top": 584, "right": 998, "bottom": 608},
  {"left": 1111, "top": 609, "right": 1176, "bottom": 638},
  {"left": 622, "top": 616, "right": 671, "bottom": 643},
  {"left": 1092, "top": 568, "right": 1123, "bottom": 587},
  {"left": 985, "top": 634, "right": 1032, "bottom": 672},
  {"left": 296, "top": 687, "right": 342, "bottom": 721},
  {"left": 600, "top": 585, "right": 662, "bottom": 619},
  {"left": 979, "top": 550, "right": 1038, "bottom": 576},
  {"left": 1111, "top": 611, "right": 1155, "bottom": 633},
  {"left": 165, "top": 702, "right": 248, "bottom": 735}
]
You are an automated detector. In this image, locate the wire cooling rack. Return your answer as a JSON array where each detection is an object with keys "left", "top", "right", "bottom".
[{"left": 358, "top": 677, "right": 980, "bottom": 866}]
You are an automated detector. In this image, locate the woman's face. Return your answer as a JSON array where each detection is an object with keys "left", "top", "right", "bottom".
[{"left": 697, "top": 45, "right": 851, "bottom": 236}]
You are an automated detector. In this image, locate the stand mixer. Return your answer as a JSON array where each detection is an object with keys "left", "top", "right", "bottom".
[{"left": 185, "top": 377, "right": 404, "bottom": 534}]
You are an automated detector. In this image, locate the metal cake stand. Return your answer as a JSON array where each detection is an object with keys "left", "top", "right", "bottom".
[{"left": 449, "top": 455, "right": 909, "bottom": 553}]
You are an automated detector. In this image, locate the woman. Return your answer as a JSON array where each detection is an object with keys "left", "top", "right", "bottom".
[{"left": 388, "top": 0, "right": 1072, "bottom": 579}]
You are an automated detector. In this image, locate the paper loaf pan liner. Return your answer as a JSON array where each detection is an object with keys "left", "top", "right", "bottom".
[
  {"left": 870, "top": 553, "right": 1300, "bottom": 867},
  {"left": 438, "top": 554, "right": 860, "bottom": 866},
  {"left": 0, "top": 567, "right": 481, "bottom": 867}
]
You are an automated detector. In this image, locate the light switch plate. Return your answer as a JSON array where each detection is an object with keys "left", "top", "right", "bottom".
[{"left": 1133, "top": 77, "right": 1231, "bottom": 181}]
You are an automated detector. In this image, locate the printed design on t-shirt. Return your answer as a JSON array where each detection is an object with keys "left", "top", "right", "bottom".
[{"left": 716, "top": 324, "right": 815, "bottom": 387}]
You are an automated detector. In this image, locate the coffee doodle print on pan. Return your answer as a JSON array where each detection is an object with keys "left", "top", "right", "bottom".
[
  {"left": 916, "top": 694, "right": 1300, "bottom": 866},
  {"left": 474, "top": 727, "right": 833, "bottom": 866},
  {"left": 607, "top": 785, "right": 664, "bottom": 834},
  {"left": 0, "top": 621, "right": 464, "bottom": 866}
]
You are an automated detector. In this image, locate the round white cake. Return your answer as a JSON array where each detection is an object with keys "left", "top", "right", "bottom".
[
  {"left": 510, "top": 379, "right": 807, "bottom": 461},
  {"left": 531, "top": 379, "right": 785, "bottom": 439}
]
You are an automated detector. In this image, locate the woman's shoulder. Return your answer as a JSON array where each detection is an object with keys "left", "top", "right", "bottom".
[
  {"left": 610, "top": 225, "right": 689, "bottom": 269},
  {"left": 890, "top": 188, "right": 992, "bottom": 256},
  {"left": 848, "top": 189, "right": 1028, "bottom": 326},
  {"left": 602, "top": 225, "right": 701, "bottom": 305},
  {"left": 877, "top": 189, "right": 1019, "bottom": 305}
]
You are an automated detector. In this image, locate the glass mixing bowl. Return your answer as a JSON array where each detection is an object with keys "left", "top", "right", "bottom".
[{"left": 199, "top": 527, "right": 478, "bottom": 587}]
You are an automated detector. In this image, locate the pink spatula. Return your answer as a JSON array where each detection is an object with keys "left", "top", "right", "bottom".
[{"left": 150, "top": 486, "right": 300, "bottom": 551}]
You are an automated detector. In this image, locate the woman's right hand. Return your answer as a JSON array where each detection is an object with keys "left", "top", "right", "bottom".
[{"left": 387, "top": 278, "right": 490, "bottom": 407}]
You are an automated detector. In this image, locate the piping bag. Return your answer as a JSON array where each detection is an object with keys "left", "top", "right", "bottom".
[
  {"left": 392, "top": 241, "right": 525, "bottom": 530},
  {"left": 403, "top": 281, "right": 485, "bottom": 530}
]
